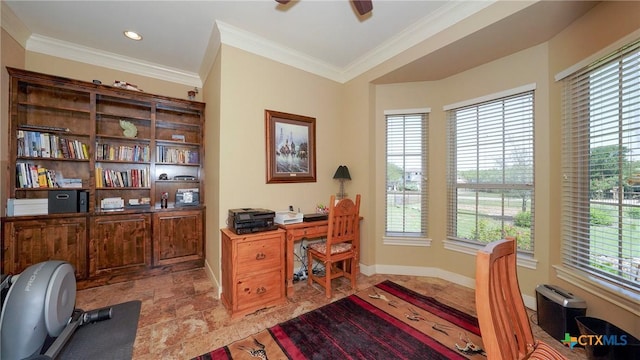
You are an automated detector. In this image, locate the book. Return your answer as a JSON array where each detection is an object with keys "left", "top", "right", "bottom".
[
  {"left": 19, "top": 124, "right": 70, "bottom": 133},
  {"left": 29, "top": 164, "right": 39, "bottom": 188},
  {"left": 60, "top": 138, "right": 70, "bottom": 158},
  {"left": 41, "top": 133, "right": 51, "bottom": 157},
  {"left": 37, "top": 165, "right": 48, "bottom": 187}
]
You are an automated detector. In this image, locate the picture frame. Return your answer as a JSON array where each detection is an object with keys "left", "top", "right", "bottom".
[{"left": 265, "top": 109, "right": 316, "bottom": 183}]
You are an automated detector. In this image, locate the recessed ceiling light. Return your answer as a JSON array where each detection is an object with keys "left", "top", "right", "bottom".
[{"left": 123, "top": 30, "right": 142, "bottom": 41}]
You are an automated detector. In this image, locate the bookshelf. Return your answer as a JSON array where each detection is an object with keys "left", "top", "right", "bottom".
[{"left": 2, "top": 67, "right": 205, "bottom": 288}]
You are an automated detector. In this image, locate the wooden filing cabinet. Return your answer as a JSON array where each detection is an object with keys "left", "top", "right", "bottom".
[{"left": 220, "top": 228, "right": 286, "bottom": 317}]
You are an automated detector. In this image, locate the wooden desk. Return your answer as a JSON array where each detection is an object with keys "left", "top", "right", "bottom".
[{"left": 278, "top": 218, "right": 361, "bottom": 297}]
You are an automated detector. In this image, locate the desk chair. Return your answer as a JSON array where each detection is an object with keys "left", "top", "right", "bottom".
[
  {"left": 307, "top": 194, "right": 360, "bottom": 298},
  {"left": 475, "top": 237, "right": 568, "bottom": 360}
]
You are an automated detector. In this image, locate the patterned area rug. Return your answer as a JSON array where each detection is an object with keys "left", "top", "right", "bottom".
[{"left": 193, "top": 280, "right": 485, "bottom": 360}]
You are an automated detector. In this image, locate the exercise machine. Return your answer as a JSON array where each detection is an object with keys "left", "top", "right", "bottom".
[{"left": 0, "top": 261, "right": 111, "bottom": 360}]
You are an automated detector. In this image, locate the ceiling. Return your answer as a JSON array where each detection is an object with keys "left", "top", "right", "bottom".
[{"left": 3, "top": 1, "right": 598, "bottom": 87}]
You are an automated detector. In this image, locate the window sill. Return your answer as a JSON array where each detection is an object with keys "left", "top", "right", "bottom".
[
  {"left": 443, "top": 239, "right": 538, "bottom": 270},
  {"left": 553, "top": 265, "right": 640, "bottom": 317},
  {"left": 383, "top": 236, "right": 431, "bottom": 247}
]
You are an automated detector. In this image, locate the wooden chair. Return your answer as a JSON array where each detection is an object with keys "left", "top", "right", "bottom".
[
  {"left": 475, "top": 237, "right": 568, "bottom": 360},
  {"left": 307, "top": 194, "right": 360, "bottom": 298}
]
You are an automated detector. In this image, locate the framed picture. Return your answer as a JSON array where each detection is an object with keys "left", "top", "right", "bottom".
[{"left": 265, "top": 109, "right": 316, "bottom": 183}]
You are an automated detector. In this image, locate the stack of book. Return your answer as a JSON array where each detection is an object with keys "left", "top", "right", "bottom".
[
  {"left": 156, "top": 146, "right": 199, "bottom": 164},
  {"left": 16, "top": 163, "right": 56, "bottom": 188},
  {"left": 96, "top": 143, "right": 150, "bottom": 162},
  {"left": 17, "top": 130, "right": 88, "bottom": 159},
  {"left": 95, "top": 167, "right": 150, "bottom": 188},
  {"left": 7, "top": 198, "right": 48, "bottom": 216},
  {"left": 58, "top": 178, "right": 83, "bottom": 188}
]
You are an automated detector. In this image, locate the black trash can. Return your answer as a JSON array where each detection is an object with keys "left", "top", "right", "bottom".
[
  {"left": 535, "top": 284, "right": 587, "bottom": 341},
  {"left": 575, "top": 316, "right": 640, "bottom": 360}
]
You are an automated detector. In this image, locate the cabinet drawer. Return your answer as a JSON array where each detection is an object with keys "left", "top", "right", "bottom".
[
  {"left": 236, "top": 236, "right": 282, "bottom": 271},
  {"left": 289, "top": 224, "right": 328, "bottom": 239},
  {"left": 235, "top": 269, "right": 283, "bottom": 312}
]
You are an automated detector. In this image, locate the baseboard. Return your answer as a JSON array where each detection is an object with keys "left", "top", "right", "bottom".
[{"left": 203, "top": 259, "right": 221, "bottom": 297}]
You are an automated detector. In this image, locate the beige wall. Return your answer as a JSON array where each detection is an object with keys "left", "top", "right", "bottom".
[
  {"left": 361, "top": 1, "right": 640, "bottom": 337},
  {"left": 2, "top": 0, "right": 638, "bottom": 338},
  {"left": 210, "top": 44, "right": 345, "bottom": 281},
  {"left": 202, "top": 45, "right": 221, "bottom": 286},
  {"left": 547, "top": 1, "right": 640, "bottom": 337},
  {"left": 371, "top": 43, "right": 549, "bottom": 281}
]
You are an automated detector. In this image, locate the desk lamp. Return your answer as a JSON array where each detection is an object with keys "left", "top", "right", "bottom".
[{"left": 333, "top": 165, "right": 351, "bottom": 200}]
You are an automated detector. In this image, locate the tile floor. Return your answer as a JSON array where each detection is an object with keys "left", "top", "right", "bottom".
[{"left": 75, "top": 268, "right": 585, "bottom": 359}]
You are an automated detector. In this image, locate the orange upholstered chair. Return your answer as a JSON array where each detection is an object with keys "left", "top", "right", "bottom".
[
  {"left": 475, "top": 237, "right": 568, "bottom": 360},
  {"left": 307, "top": 194, "right": 360, "bottom": 298}
]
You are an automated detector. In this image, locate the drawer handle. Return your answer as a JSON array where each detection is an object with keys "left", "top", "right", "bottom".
[
  {"left": 256, "top": 286, "right": 266, "bottom": 294},
  {"left": 256, "top": 253, "right": 266, "bottom": 260}
]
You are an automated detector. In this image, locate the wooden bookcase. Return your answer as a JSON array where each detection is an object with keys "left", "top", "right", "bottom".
[{"left": 2, "top": 67, "right": 205, "bottom": 288}]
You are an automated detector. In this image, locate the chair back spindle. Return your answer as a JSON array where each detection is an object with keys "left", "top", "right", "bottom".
[
  {"left": 476, "top": 237, "right": 567, "bottom": 360},
  {"left": 308, "top": 194, "right": 361, "bottom": 298}
]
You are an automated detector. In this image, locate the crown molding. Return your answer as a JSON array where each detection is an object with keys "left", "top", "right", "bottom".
[
  {"left": 198, "top": 24, "right": 222, "bottom": 84},
  {"left": 26, "top": 34, "right": 202, "bottom": 87},
  {"left": 341, "top": 1, "right": 494, "bottom": 81},
  {"left": 10, "top": 1, "right": 494, "bottom": 86},
  {"left": 216, "top": 2, "right": 493, "bottom": 84},
  {"left": 1, "top": 1, "right": 31, "bottom": 47},
  {"left": 216, "top": 20, "right": 344, "bottom": 83}
]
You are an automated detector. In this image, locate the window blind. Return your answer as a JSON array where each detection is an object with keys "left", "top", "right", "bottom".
[
  {"left": 562, "top": 38, "right": 640, "bottom": 293},
  {"left": 447, "top": 91, "right": 535, "bottom": 251},
  {"left": 385, "top": 113, "right": 428, "bottom": 236}
]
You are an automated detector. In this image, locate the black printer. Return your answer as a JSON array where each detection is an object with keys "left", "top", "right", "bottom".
[{"left": 228, "top": 208, "right": 277, "bottom": 234}]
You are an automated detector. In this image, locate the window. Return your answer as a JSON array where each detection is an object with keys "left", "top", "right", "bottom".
[
  {"left": 561, "top": 39, "right": 640, "bottom": 294},
  {"left": 385, "top": 110, "right": 428, "bottom": 240},
  {"left": 446, "top": 87, "right": 535, "bottom": 251}
]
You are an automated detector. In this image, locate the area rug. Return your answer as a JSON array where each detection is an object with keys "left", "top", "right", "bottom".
[{"left": 193, "top": 281, "right": 485, "bottom": 360}]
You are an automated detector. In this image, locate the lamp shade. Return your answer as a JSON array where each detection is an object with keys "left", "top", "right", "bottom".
[{"left": 333, "top": 165, "right": 351, "bottom": 180}]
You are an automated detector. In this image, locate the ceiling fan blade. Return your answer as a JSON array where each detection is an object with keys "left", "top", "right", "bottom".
[
  {"left": 275, "top": 0, "right": 372, "bottom": 16},
  {"left": 352, "top": 0, "right": 373, "bottom": 15}
]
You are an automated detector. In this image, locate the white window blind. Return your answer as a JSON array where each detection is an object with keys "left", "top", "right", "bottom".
[
  {"left": 562, "top": 38, "right": 640, "bottom": 294},
  {"left": 447, "top": 91, "right": 535, "bottom": 251},
  {"left": 385, "top": 113, "right": 428, "bottom": 237}
]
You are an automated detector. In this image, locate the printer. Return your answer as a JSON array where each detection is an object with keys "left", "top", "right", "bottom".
[{"left": 228, "top": 208, "right": 277, "bottom": 234}]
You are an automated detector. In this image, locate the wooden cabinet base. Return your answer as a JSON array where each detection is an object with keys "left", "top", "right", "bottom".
[
  {"left": 221, "top": 228, "right": 286, "bottom": 318},
  {"left": 76, "top": 258, "right": 204, "bottom": 290},
  {"left": 2, "top": 209, "right": 204, "bottom": 290}
]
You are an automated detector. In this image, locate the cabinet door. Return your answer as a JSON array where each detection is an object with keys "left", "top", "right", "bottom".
[
  {"left": 2, "top": 217, "right": 88, "bottom": 279},
  {"left": 235, "top": 268, "right": 284, "bottom": 313},
  {"left": 90, "top": 214, "right": 151, "bottom": 277},
  {"left": 153, "top": 210, "right": 203, "bottom": 266}
]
